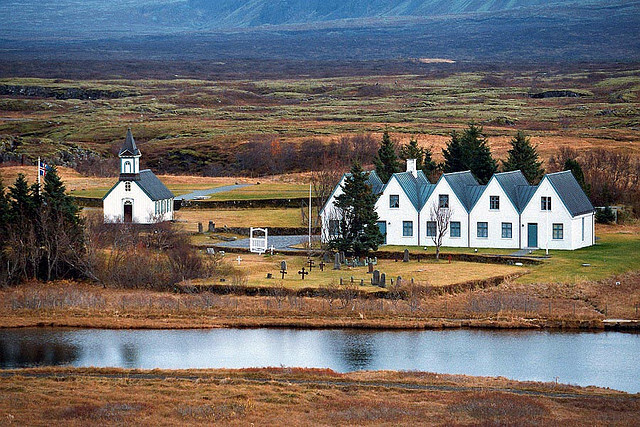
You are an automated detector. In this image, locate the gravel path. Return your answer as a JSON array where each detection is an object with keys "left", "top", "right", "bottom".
[
  {"left": 175, "top": 184, "right": 252, "bottom": 201},
  {"left": 214, "top": 235, "right": 311, "bottom": 251}
]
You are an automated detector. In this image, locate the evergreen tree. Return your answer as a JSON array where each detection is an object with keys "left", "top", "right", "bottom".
[
  {"left": 329, "top": 162, "right": 383, "bottom": 256},
  {"left": 374, "top": 130, "right": 400, "bottom": 183},
  {"left": 42, "top": 166, "right": 82, "bottom": 226},
  {"left": 400, "top": 138, "right": 437, "bottom": 178},
  {"left": 502, "top": 131, "right": 544, "bottom": 184},
  {"left": 442, "top": 124, "right": 497, "bottom": 184},
  {"left": 0, "top": 179, "right": 9, "bottom": 237},
  {"left": 8, "top": 174, "right": 36, "bottom": 224},
  {"left": 564, "top": 158, "right": 590, "bottom": 195}
]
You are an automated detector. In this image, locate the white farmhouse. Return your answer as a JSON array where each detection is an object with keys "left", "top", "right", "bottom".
[
  {"left": 103, "top": 129, "right": 175, "bottom": 224},
  {"left": 322, "top": 159, "right": 595, "bottom": 250}
]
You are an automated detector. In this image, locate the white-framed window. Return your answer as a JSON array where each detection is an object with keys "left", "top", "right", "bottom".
[
  {"left": 490, "top": 195, "right": 500, "bottom": 210},
  {"left": 125, "top": 181, "right": 131, "bottom": 191},
  {"left": 502, "top": 222, "right": 512, "bottom": 238},
  {"left": 477, "top": 222, "right": 488, "bottom": 238},
  {"left": 439, "top": 194, "right": 449, "bottom": 209},
  {"left": 426, "top": 221, "right": 436, "bottom": 237},
  {"left": 390, "top": 195, "right": 400, "bottom": 208},
  {"left": 403, "top": 221, "right": 413, "bottom": 237},
  {"left": 541, "top": 196, "right": 551, "bottom": 211},
  {"left": 124, "top": 161, "right": 131, "bottom": 173},
  {"left": 450, "top": 221, "right": 461, "bottom": 238},
  {"left": 553, "top": 223, "right": 564, "bottom": 240}
]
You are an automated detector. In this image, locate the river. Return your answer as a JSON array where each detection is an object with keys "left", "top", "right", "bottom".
[{"left": 1, "top": 328, "right": 638, "bottom": 393}]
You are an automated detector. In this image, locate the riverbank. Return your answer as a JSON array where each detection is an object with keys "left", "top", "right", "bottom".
[
  {"left": 0, "top": 367, "right": 636, "bottom": 425},
  {"left": 1, "top": 272, "right": 638, "bottom": 331}
]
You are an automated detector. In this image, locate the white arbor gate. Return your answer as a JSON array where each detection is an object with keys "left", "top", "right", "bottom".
[{"left": 250, "top": 227, "right": 268, "bottom": 254}]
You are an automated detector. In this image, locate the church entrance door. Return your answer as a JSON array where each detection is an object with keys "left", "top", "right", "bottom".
[{"left": 124, "top": 201, "right": 133, "bottom": 223}]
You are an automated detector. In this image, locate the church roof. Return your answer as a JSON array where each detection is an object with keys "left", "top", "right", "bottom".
[
  {"left": 136, "top": 170, "right": 174, "bottom": 201},
  {"left": 119, "top": 128, "right": 141, "bottom": 157}
]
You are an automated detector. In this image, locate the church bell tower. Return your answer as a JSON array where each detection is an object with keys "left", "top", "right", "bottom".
[{"left": 119, "top": 128, "right": 141, "bottom": 181}]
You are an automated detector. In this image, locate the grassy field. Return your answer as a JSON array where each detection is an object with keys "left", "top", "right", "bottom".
[
  {"left": 1, "top": 66, "right": 639, "bottom": 175},
  {"left": 1, "top": 368, "right": 635, "bottom": 426},
  {"left": 176, "top": 208, "right": 304, "bottom": 231},
  {"left": 207, "top": 254, "right": 523, "bottom": 290}
]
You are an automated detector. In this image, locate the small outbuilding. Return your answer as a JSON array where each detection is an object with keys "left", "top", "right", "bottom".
[{"left": 103, "top": 129, "right": 174, "bottom": 223}]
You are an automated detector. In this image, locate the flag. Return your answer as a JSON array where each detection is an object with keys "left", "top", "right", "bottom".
[{"left": 39, "top": 160, "right": 50, "bottom": 177}]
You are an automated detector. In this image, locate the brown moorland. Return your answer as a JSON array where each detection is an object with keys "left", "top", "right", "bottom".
[{"left": 0, "top": 367, "right": 636, "bottom": 426}]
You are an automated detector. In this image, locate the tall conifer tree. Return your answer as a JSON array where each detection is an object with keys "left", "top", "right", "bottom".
[
  {"left": 442, "top": 124, "right": 497, "bottom": 184},
  {"left": 330, "top": 162, "right": 383, "bottom": 256},
  {"left": 374, "top": 130, "right": 400, "bottom": 183},
  {"left": 502, "top": 131, "right": 544, "bottom": 184}
]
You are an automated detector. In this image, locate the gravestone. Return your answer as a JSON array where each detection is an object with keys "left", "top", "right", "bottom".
[
  {"left": 208, "top": 221, "right": 215, "bottom": 232},
  {"left": 340, "top": 277, "right": 343, "bottom": 285},
  {"left": 380, "top": 273, "right": 386, "bottom": 287},
  {"left": 396, "top": 276, "right": 403, "bottom": 287},
  {"left": 403, "top": 249, "right": 410, "bottom": 263},
  {"left": 372, "top": 270, "right": 380, "bottom": 286},
  {"left": 368, "top": 263, "right": 374, "bottom": 274},
  {"left": 280, "top": 260, "right": 288, "bottom": 280},
  {"left": 333, "top": 253, "right": 341, "bottom": 270},
  {"left": 198, "top": 222, "right": 203, "bottom": 233},
  {"left": 323, "top": 252, "right": 332, "bottom": 263},
  {"left": 360, "top": 279, "right": 364, "bottom": 286}
]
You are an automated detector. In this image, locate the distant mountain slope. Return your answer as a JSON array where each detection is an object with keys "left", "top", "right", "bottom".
[{"left": 0, "top": 0, "right": 602, "bottom": 38}]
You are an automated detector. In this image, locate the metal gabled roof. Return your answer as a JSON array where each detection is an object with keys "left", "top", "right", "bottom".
[
  {"left": 515, "top": 185, "right": 538, "bottom": 213},
  {"left": 136, "top": 169, "right": 174, "bottom": 201},
  {"left": 493, "top": 170, "right": 531, "bottom": 213},
  {"left": 442, "top": 170, "right": 481, "bottom": 212},
  {"left": 119, "top": 128, "right": 141, "bottom": 157},
  {"left": 545, "top": 170, "right": 595, "bottom": 216},
  {"left": 392, "top": 170, "right": 434, "bottom": 211}
]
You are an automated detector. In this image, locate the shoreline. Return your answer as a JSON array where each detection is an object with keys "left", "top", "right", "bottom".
[{"left": 2, "top": 313, "right": 637, "bottom": 331}]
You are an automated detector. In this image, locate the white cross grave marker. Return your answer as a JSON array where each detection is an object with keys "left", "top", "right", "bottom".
[{"left": 236, "top": 255, "right": 243, "bottom": 265}]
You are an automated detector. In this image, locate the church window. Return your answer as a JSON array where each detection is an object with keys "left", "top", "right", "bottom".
[{"left": 125, "top": 181, "right": 131, "bottom": 191}]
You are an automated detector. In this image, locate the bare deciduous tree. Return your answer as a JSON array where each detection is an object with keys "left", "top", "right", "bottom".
[{"left": 430, "top": 201, "right": 453, "bottom": 260}]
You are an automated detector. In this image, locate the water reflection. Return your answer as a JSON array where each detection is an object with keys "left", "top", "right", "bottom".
[{"left": 0, "top": 328, "right": 638, "bottom": 393}]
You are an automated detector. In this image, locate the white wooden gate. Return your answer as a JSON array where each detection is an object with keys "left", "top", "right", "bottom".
[{"left": 250, "top": 227, "right": 268, "bottom": 254}]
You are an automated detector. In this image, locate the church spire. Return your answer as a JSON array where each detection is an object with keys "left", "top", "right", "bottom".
[{"left": 119, "top": 128, "right": 141, "bottom": 179}]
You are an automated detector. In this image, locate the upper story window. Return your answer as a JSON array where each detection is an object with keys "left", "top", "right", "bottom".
[
  {"left": 125, "top": 181, "right": 131, "bottom": 191},
  {"left": 439, "top": 194, "right": 449, "bottom": 209},
  {"left": 541, "top": 196, "right": 551, "bottom": 211},
  {"left": 390, "top": 195, "right": 400, "bottom": 208},
  {"left": 490, "top": 195, "right": 500, "bottom": 210},
  {"left": 124, "top": 161, "right": 131, "bottom": 173}
]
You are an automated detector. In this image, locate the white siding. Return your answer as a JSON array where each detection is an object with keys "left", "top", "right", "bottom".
[
  {"left": 320, "top": 176, "right": 346, "bottom": 243},
  {"left": 419, "top": 179, "right": 469, "bottom": 248},
  {"left": 469, "top": 178, "right": 520, "bottom": 249},
  {"left": 520, "top": 178, "right": 574, "bottom": 250},
  {"left": 103, "top": 181, "right": 173, "bottom": 224},
  {"left": 376, "top": 177, "right": 419, "bottom": 246}
]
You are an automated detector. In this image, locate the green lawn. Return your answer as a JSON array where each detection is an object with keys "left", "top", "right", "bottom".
[{"left": 206, "top": 183, "right": 310, "bottom": 201}]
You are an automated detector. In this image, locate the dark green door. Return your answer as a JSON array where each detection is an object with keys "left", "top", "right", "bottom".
[
  {"left": 377, "top": 221, "right": 387, "bottom": 244},
  {"left": 528, "top": 223, "right": 538, "bottom": 248}
]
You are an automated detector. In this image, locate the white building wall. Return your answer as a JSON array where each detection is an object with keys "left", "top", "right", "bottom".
[
  {"left": 376, "top": 177, "right": 419, "bottom": 246},
  {"left": 419, "top": 179, "right": 469, "bottom": 248},
  {"left": 520, "top": 179, "right": 574, "bottom": 250},
  {"left": 469, "top": 179, "right": 520, "bottom": 249},
  {"left": 320, "top": 176, "right": 346, "bottom": 243},
  {"left": 571, "top": 212, "right": 595, "bottom": 250},
  {"left": 103, "top": 181, "right": 173, "bottom": 224}
]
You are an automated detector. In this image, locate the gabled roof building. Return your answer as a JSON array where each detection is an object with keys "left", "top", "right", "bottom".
[
  {"left": 103, "top": 129, "right": 175, "bottom": 224},
  {"left": 322, "top": 160, "right": 595, "bottom": 251}
]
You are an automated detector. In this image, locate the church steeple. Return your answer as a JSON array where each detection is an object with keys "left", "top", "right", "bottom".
[{"left": 119, "top": 128, "right": 141, "bottom": 180}]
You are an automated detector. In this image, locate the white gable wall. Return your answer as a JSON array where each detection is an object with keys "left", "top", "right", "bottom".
[
  {"left": 419, "top": 178, "right": 469, "bottom": 248},
  {"left": 320, "top": 175, "right": 346, "bottom": 243},
  {"left": 521, "top": 178, "right": 574, "bottom": 250},
  {"left": 376, "top": 177, "right": 419, "bottom": 246},
  {"left": 469, "top": 178, "right": 520, "bottom": 249},
  {"left": 103, "top": 181, "right": 173, "bottom": 224}
]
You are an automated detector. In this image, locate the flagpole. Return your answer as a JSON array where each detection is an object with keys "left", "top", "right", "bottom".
[
  {"left": 308, "top": 182, "right": 312, "bottom": 249},
  {"left": 37, "top": 157, "right": 41, "bottom": 190}
]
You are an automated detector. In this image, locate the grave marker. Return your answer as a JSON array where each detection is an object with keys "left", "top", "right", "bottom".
[
  {"left": 380, "top": 273, "right": 386, "bottom": 287},
  {"left": 403, "top": 249, "right": 410, "bottom": 262},
  {"left": 298, "top": 267, "right": 309, "bottom": 280},
  {"left": 333, "top": 253, "right": 341, "bottom": 270}
]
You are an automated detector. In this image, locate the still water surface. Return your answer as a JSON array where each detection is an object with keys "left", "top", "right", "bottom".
[{"left": 1, "top": 328, "right": 638, "bottom": 393}]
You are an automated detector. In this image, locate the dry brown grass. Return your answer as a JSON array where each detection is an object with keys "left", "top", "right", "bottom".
[
  {"left": 2, "top": 271, "right": 639, "bottom": 330},
  {"left": 0, "top": 367, "right": 636, "bottom": 426}
]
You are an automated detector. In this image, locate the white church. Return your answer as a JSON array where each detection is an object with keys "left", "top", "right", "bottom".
[
  {"left": 320, "top": 160, "right": 595, "bottom": 251},
  {"left": 103, "top": 129, "right": 175, "bottom": 224}
]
